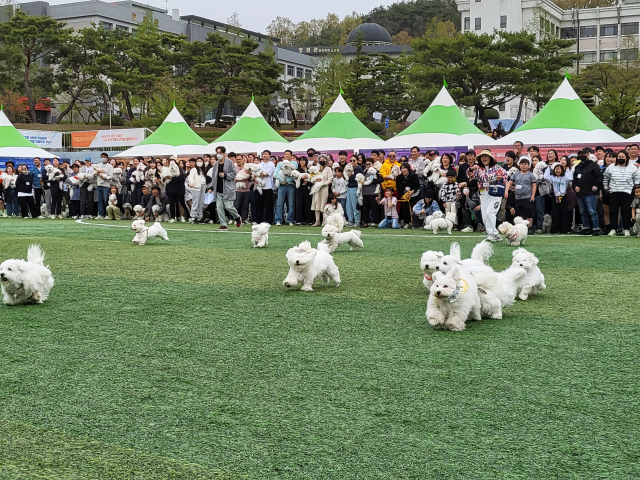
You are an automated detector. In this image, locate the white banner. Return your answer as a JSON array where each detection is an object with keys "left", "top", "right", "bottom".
[
  {"left": 71, "top": 128, "right": 146, "bottom": 148},
  {"left": 18, "top": 129, "right": 63, "bottom": 149}
]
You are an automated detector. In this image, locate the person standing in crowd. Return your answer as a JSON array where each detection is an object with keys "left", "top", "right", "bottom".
[
  {"left": 506, "top": 157, "right": 536, "bottom": 230},
  {"left": 603, "top": 150, "right": 640, "bottom": 237},
  {"left": 408, "top": 147, "right": 426, "bottom": 195},
  {"left": 438, "top": 169, "right": 459, "bottom": 217},
  {"left": 311, "top": 154, "right": 333, "bottom": 227},
  {"left": 361, "top": 158, "right": 382, "bottom": 228},
  {"left": 345, "top": 154, "right": 363, "bottom": 227},
  {"left": 275, "top": 150, "right": 298, "bottom": 226},
  {"left": 457, "top": 149, "right": 476, "bottom": 185},
  {"left": 395, "top": 162, "right": 420, "bottom": 228},
  {"left": 41, "top": 159, "right": 52, "bottom": 216},
  {"left": 600, "top": 151, "right": 616, "bottom": 233},
  {"left": 255, "top": 149, "right": 275, "bottom": 224},
  {"left": 187, "top": 157, "right": 208, "bottom": 224},
  {"left": 544, "top": 161, "right": 573, "bottom": 234},
  {"left": 1, "top": 165, "right": 18, "bottom": 217},
  {"left": 573, "top": 150, "right": 602, "bottom": 236},
  {"left": 66, "top": 163, "right": 81, "bottom": 219},
  {"left": 164, "top": 158, "right": 189, "bottom": 223},
  {"left": 95, "top": 152, "right": 113, "bottom": 219},
  {"left": 468, "top": 150, "right": 507, "bottom": 242},
  {"left": 380, "top": 151, "right": 400, "bottom": 192},
  {"left": 512, "top": 141, "right": 524, "bottom": 159},
  {"left": 504, "top": 151, "right": 517, "bottom": 173},
  {"left": 331, "top": 167, "right": 348, "bottom": 214},
  {"left": 210, "top": 149, "right": 242, "bottom": 231},
  {"left": 48, "top": 159, "right": 67, "bottom": 219},
  {"left": 627, "top": 144, "right": 639, "bottom": 165},
  {"left": 294, "top": 157, "right": 313, "bottom": 226},
  {"left": 377, "top": 187, "right": 400, "bottom": 229},
  {"left": 78, "top": 158, "right": 94, "bottom": 219},
  {"left": 234, "top": 155, "right": 252, "bottom": 225},
  {"left": 30, "top": 157, "right": 43, "bottom": 206},
  {"left": 631, "top": 185, "right": 640, "bottom": 237},
  {"left": 15, "top": 164, "right": 39, "bottom": 218}
]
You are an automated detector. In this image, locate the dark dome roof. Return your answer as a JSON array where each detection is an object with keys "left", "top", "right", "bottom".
[{"left": 346, "top": 23, "right": 393, "bottom": 46}]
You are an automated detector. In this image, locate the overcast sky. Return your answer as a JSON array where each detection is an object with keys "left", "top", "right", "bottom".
[{"left": 37, "top": 0, "right": 398, "bottom": 34}]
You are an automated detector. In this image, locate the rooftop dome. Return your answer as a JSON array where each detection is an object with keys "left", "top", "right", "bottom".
[{"left": 346, "top": 22, "right": 393, "bottom": 46}]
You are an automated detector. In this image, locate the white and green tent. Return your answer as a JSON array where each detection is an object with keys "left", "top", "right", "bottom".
[
  {"left": 115, "top": 107, "right": 207, "bottom": 158},
  {"left": 288, "top": 93, "right": 387, "bottom": 152},
  {"left": 627, "top": 132, "right": 640, "bottom": 142},
  {"left": 494, "top": 79, "right": 625, "bottom": 146},
  {"left": 386, "top": 86, "right": 492, "bottom": 149},
  {"left": 191, "top": 100, "right": 289, "bottom": 155},
  {"left": 0, "top": 108, "right": 58, "bottom": 159}
]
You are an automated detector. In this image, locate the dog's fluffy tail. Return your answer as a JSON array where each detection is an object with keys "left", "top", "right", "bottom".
[
  {"left": 352, "top": 230, "right": 362, "bottom": 238},
  {"left": 449, "top": 242, "right": 461, "bottom": 260},
  {"left": 27, "top": 244, "right": 46, "bottom": 266},
  {"left": 470, "top": 240, "right": 494, "bottom": 265},
  {"left": 496, "top": 266, "right": 528, "bottom": 307},
  {"left": 514, "top": 217, "right": 530, "bottom": 226}
]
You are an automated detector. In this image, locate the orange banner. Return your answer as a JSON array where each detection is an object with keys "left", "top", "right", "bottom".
[{"left": 71, "top": 131, "right": 98, "bottom": 148}]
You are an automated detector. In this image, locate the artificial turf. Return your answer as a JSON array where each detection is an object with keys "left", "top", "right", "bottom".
[{"left": 0, "top": 218, "right": 639, "bottom": 479}]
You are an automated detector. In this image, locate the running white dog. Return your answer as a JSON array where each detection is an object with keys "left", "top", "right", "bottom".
[
  {"left": 420, "top": 250, "right": 444, "bottom": 289},
  {"left": 251, "top": 222, "right": 271, "bottom": 248},
  {"left": 424, "top": 210, "right": 444, "bottom": 230},
  {"left": 131, "top": 219, "right": 169, "bottom": 246},
  {"left": 320, "top": 225, "right": 363, "bottom": 253},
  {"left": 430, "top": 211, "right": 457, "bottom": 235},
  {"left": 0, "top": 245, "right": 54, "bottom": 305},
  {"left": 426, "top": 267, "right": 482, "bottom": 331},
  {"left": 283, "top": 240, "right": 340, "bottom": 292},
  {"left": 498, "top": 217, "right": 529, "bottom": 246},
  {"left": 511, "top": 248, "right": 546, "bottom": 300}
]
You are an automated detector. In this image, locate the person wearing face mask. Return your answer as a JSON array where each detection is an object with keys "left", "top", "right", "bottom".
[
  {"left": 187, "top": 157, "right": 208, "bottom": 224},
  {"left": 95, "top": 152, "right": 114, "bottom": 219},
  {"left": 209, "top": 149, "right": 242, "bottom": 230},
  {"left": 310, "top": 154, "right": 333, "bottom": 227},
  {"left": 254, "top": 149, "right": 275, "bottom": 224},
  {"left": 603, "top": 150, "right": 640, "bottom": 237}
]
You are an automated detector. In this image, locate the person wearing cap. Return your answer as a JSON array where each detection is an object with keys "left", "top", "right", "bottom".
[
  {"left": 412, "top": 188, "right": 440, "bottom": 228},
  {"left": 468, "top": 149, "right": 507, "bottom": 242},
  {"left": 505, "top": 156, "right": 536, "bottom": 230},
  {"left": 573, "top": 150, "right": 602, "bottom": 236}
]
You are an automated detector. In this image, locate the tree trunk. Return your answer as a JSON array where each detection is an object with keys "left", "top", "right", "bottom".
[
  {"left": 214, "top": 97, "right": 226, "bottom": 127},
  {"left": 287, "top": 98, "right": 297, "bottom": 128},
  {"left": 123, "top": 90, "right": 135, "bottom": 121},
  {"left": 56, "top": 87, "right": 84, "bottom": 124},
  {"left": 509, "top": 96, "right": 525, "bottom": 133},
  {"left": 23, "top": 62, "right": 37, "bottom": 123},
  {"left": 477, "top": 105, "right": 490, "bottom": 131}
]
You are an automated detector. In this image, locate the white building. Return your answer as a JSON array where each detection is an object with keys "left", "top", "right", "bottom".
[{"left": 456, "top": 0, "right": 640, "bottom": 121}]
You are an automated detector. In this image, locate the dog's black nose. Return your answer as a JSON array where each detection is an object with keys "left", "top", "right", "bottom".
[
  {"left": 296, "top": 261, "right": 300, "bottom": 265},
  {"left": 436, "top": 266, "right": 440, "bottom": 270},
  {"left": 436, "top": 290, "right": 441, "bottom": 296}
]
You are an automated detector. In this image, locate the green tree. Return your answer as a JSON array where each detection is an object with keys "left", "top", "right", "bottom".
[
  {"left": 366, "top": 54, "right": 411, "bottom": 122},
  {"left": 310, "top": 53, "right": 350, "bottom": 118},
  {"left": 343, "top": 36, "right": 373, "bottom": 120},
  {"left": 0, "top": 10, "right": 71, "bottom": 122},
  {"left": 368, "top": 0, "right": 460, "bottom": 38}
]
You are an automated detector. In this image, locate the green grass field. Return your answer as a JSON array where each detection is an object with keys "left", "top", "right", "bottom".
[{"left": 0, "top": 218, "right": 639, "bottom": 479}]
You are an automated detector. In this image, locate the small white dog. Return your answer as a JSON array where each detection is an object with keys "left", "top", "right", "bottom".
[
  {"left": 389, "top": 164, "right": 401, "bottom": 180},
  {"left": 0, "top": 245, "right": 54, "bottom": 305},
  {"left": 151, "top": 204, "right": 169, "bottom": 222},
  {"left": 424, "top": 210, "right": 444, "bottom": 230},
  {"left": 235, "top": 165, "right": 252, "bottom": 190},
  {"left": 420, "top": 250, "right": 445, "bottom": 289},
  {"left": 355, "top": 173, "right": 365, "bottom": 205},
  {"left": 511, "top": 248, "right": 546, "bottom": 300},
  {"left": 541, "top": 214, "right": 552, "bottom": 234},
  {"left": 498, "top": 217, "right": 529, "bottom": 246},
  {"left": 108, "top": 194, "right": 118, "bottom": 207},
  {"left": 290, "top": 170, "right": 307, "bottom": 189},
  {"left": 131, "top": 219, "right": 169, "bottom": 246},
  {"left": 283, "top": 240, "right": 340, "bottom": 292},
  {"left": 308, "top": 165, "right": 325, "bottom": 196},
  {"left": 426, "top": 267, "right": 482, "bottom": 331},
  {"left": 343, "top": 163, "right": 354, "bottom": 181},
  {"left": 430, "top": 211, "right": 457, "bottom": 235},
  {"left": 324, "top": 211, "right": 345, "bottom": 232},
  {"left": 320, "top": 225, "right": 363, "bottom": 253},
  {"left": 251, "top": 222, "right": 271, "bottom": 248},
  {"left": 244, "top": 163, "right": 265, "bottom": 194}
]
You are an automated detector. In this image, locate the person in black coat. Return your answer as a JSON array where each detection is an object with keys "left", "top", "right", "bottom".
[
  {"left": 15, "top": 164, "right": 40, "bottom": 218},
  {"left": 395, "top": 162, "right": 420, "bottom": 227},
  {"left": 164, "top": 163, "right": 190, "bottom": 222},
  {"left": 573, "top": 151, "right": 602, "bottom": 235}
]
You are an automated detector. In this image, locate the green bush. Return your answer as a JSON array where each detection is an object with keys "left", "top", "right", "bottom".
[
  {"left": 484, "top": 108, "right": 500, "bottom": 120},
  {"left": 367, "top": 121, "right": 384, "bottom": 133},
  {"left": 100, "top": 115, "right": 124, "bottom": 127}
]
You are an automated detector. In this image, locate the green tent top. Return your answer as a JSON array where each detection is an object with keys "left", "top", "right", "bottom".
[{"left": 0, "top": 108, "right": 58, "bottom": 159}]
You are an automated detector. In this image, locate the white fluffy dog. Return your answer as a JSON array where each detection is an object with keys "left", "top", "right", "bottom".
[
  {"left": 283, "top": 240, "right": 340, "bottom": 292},
  {"left": 0, "top": 245, "right": 54, "bottom": 305},
  {"left": 151, "top": 205, "right": 169, "bottom": 222},
  {"left": 308, "top": 165, "right": 325, "bottom": 196},
  {"left": 420, "top": 250, "right": 444, "bottom": 289},
  {"left": 389, "top": 164, "right": 401, "bottom": 180},
  {"left": 320, "top": 225, "right": 363, "bottom": 253},
  {"left": 244, "top": 163, "right": 265, "bottom": 194},
  {"left": 343, "top": 163, "right": 354, "bottom": 181},
  {"left": 355, "top": 173, "right": 365, "bottom": 205},
  {"left": 160, "top": 162, "right": 179, "bottom": 186},
  {"left": 498, "top": 217, "right": 529, "bottom": 246},
  {"left": 541, "top": 214, "right": 552, "bottom": 234},
  {"left": 235, "top": 165, "right": 252, "bottom": 190},
  {"left": 426, "top": 267, "right": 482, "bottom": 331},
  {"left": 324, "top": 211, "right": 345, "bottom": 232},
  {"left": 430, "top": 211, "right": 456, "bottom": 235},
  {"left": 290, "top": 170, "right": 307, "bottom": 189},
  {"left": 251, "top": 222, "right": 271, "bottom": 248},
  {"left": 108, "top": 194, "right": 118, "bottom": 207},
  {"left": 424, "top": 210, "right": 444, "bottom": 230},
  {"left": 131, "top": 219, "right": 169, "bottom": 246},
  {"left": 511, "top": 248, "right": 546, "bottom": 300}
]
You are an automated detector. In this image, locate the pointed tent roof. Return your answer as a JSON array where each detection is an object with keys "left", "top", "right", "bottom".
[
  {"left": 114, "top": 107, "right": 207, "bottom": 157},
  {"left": 289, "top": 94, "right": 387, "bottom": 151},
  {"left": 0, "top": 108, "right": 58, "bottom": 159},
  {"left": 628, "top": 132, "right": 640, "bottom": 142},
  {"left": 494, "top": 79, "right": 625, "bottom": 145},
  {"left": 190, "top": 100, "right": 289, "bottom": 155},
  {"left": 386, "top": 86, "right": 493, "bottom": 149}
]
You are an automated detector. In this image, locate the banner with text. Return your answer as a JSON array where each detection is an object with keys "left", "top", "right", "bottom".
[
  {"left": 474, "top": 143, "right": 630, "bottom": 161},
  {"left": 17, "top": 130, "right": 63, "bottom": 149},
  {"left": 71, "top": 128, "right": 145, "bottom": 148}
]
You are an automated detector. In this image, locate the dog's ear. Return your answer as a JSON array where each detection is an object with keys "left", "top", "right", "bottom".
[
  {"left": 531, "top": 255, "right": 539, "bottom": 265},
  {"left": 436, "top": 252, "right": 444, "bottom": 259}
]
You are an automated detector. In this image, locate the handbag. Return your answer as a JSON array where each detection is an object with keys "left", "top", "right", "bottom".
[{"left": 487, "top": 182, "right": 505, "bottom": 197}]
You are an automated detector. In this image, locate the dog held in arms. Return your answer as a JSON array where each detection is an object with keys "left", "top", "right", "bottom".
[
  {"left": 0, "top": 245, "right": 54, "bottom": 305},
  {"left": 283, "top": 240, "right": 340, "bottom": 292},
  {"left": 131, "top": 219, "right": 169, "bottom": 246}
]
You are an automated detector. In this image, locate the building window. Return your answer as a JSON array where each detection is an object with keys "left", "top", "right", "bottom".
[
  {"left": 600, "top": 24, "right": 618, "bottom": 37},
  {"left": 561, "top": 27, "right": 576, "bottom": 39},
  {"left": 581, "top": 51, "right": 597, "bottom": 64},
  {"left": 580, "top": 25, "right": 597, "bottom": 38},
  {"left": 499, "top": 103, "right": 505, "bottom": 112},
  {"left": 115, "top": 25, "right": 128, "bottom": 31},
  {"left": 500, "top": 16, "right": 507, "bottom": 29},
  {"left": 296, "top": 67, "right": 303, "bottom": 78},
  {"left": 287, "top": 65, "right": 294, "bottom": 77},
  {"left": 621, "top": 48, "right": 638, "bottom": 61},
  {"left": 621, "top": 22, "right": 639, "bottom": 35},
  {"left": 600, "top": 50, "right": 618, "bottom": 62},
  {"left": 464, "top": 17, "right": 470, "bottom": 30},
  {"left": 305, "top": 69, "right": 312, "bottom": 80},
  {"left": 99, "top": 21, "right": 113, "bottom": 30},
  {"left": 475, "top": 17, "right": 481, "bottom": 31}
]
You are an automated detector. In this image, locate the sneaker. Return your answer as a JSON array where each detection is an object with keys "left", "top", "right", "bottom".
[
  {"left": 579, "top": 229, "right": 592, "bottom": 236},
  {"left": 295, "top": 222, "right": 301, "bottom": 226},
  {"left": 189, "top": 218, "right": 195, "bottom": 223},
  {"left": 624, "top": 230, "right": 631, "bottom": 237},
  {"left": 370, "top": 223, "right": 377, "bottom": 227},
  {"left": 592, "top": 229, "right": 601, "bottom": 236},
  {"left": 403, "top": 224, "right": 411, "bottom": 229},
  {"left": 276, "top": 222, "right": 281, "bottom": 226},
  {"left": 535, "top": 229, "right": 542, "bottom": 234},
  {"left": 608, "top": 229, "right": 616, "bottom": 237},
  {"left": 217, "top": 226, "right": 228, "bottom": 231},
  {"left": 461, "top": 227, "right": 473, "bottom": 233},
  {"left": 345, "top": 222, "right": 354, "bottom": 227},
  {"left": 50, "top": 214, "right": 56, "bottom": 219},
  {"left": 362, "top": 223, "right": 369, "bottom": 228},
  {"left": 169, "top": 218, "right": 175, "bottom": 223},
  {"left": 180, "top": 217, "right": 186, "bottom": 223},
  {"left": 236, "top": 217, "right": 242, "bottom": 228},
  {"left": 490, "top": 234, "right": 503, "bottom": 242},
  {"left": 287, "top": 223, "right": 294, "bottom": 227},
  {"left": 58, "top": 215, "right": 65, "bottom": 219}
]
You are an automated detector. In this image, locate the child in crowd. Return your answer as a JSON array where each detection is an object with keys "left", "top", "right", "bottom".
[
  {"left": 66, "top": 163, "right": 81, "bottom": 219},
  {"left": 323, "top": 194, "right": 345, "bottom": 226},
  {"left": 456, "top": 183, "right": 481, "bottom": 233},
  {"left": 506, "top": 157, "right": 536, "bottom": 229},
  {"left": 412, "top": 189, "right": 439, "bottom": 228},
  {"left": 377, "top": 187, "right": 400, "bottom": 229},
  {"left": 544, "top": 162, "right": 574, "bottom": 234},
  {"left": 438, "top": 170, "right": 458, "bottom": 217},
  {"left": 631, "top": 185, "right": 640, "bottom": 238},
  {"left": 331, "top": 167, "right": 348, "bottom": 213}
]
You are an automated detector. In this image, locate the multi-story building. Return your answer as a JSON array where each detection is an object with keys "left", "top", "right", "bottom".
[
  {"left": 9, "top": 0, "right": 316, "bottom": 123},
  {"left": 456, "top": 0, "right": 640, "bottom": 121}
]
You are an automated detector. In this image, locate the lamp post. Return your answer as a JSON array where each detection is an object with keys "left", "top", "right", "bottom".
[{"left": 524, "top": 98, "right": 529, "bottom": 123}]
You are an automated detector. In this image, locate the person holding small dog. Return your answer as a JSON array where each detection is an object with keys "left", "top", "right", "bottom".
[
  {"left": 603, "top": 150, "right": 640, "bottom": 237},
  {"left": 105, "top": 185, "right": 123, "bottom": 220},
  {"left": 361, "top": 158, "right": 383, "bottom": 228},
  {"left": 15, "top": 164, "right": 40, "bottom": 218},
  {"left": 144, "top": 186, "right": 169, "bottom": 222},
  {"left": 412, "top": 189, "right": 439, "bottom": 229},
  {"left": 505, "top": 157, "right": 536, "bottom": 231}
]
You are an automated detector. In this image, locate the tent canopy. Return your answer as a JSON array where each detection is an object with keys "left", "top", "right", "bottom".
[
  {"left": 386, "top": 86, "right": 492, "bottom": 149},
  {"left": 115, "top": 107, "right": 207, "bottom": 158},
  {"left": 492, "top": 79, "right": 625, "bottom": 146},
  {"left": 0, "top": 108, "right": 58, "bottom": 159}
]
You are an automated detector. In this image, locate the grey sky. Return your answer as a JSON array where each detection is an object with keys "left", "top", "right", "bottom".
[{"left": 38, "top": 0, "right": 398, "bottom": 34}]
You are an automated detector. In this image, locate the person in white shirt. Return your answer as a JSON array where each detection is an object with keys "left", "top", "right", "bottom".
[
  {"left": 95, "top": 152, "right": 114, "bottom": 219},
  {"left": 255, "top": 149, "right": 275, "bottom": 224}
]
